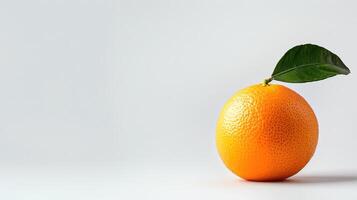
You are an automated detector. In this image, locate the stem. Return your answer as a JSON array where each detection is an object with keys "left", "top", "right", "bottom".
[{"left": 263, "top": 77, "right": 273, "bottom": 86}]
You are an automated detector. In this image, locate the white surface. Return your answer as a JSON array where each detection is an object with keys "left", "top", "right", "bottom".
[
  {"left": 0, "top": 0, "right": 356, "bottom": 199},
  {"left": 119, "top": 164, "right": 357, "bottom": 200},
  {"left": 1, "top": 164, "right": 357, "bottom": 199}
]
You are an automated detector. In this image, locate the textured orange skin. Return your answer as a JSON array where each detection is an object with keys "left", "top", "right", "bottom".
[{"left": 216, "top": 84, "right": 318, "bottom": 181}]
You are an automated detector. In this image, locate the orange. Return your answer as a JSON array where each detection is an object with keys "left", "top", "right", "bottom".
[{"left": 216, "top": 84, "right": 318, "bottom": 181}]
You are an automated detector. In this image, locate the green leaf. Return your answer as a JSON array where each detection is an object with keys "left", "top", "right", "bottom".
[{"left": 271, "top": 44, "right": 350, "bottom": 83}]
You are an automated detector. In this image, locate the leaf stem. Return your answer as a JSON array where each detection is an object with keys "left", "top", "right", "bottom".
[{"left": 263, "top": 77, "right": 273, "bottom": 86}]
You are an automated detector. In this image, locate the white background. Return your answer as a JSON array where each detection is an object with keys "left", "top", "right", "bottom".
[{"left": 1, "top": 0, "right": 357, "bottom": 199}]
